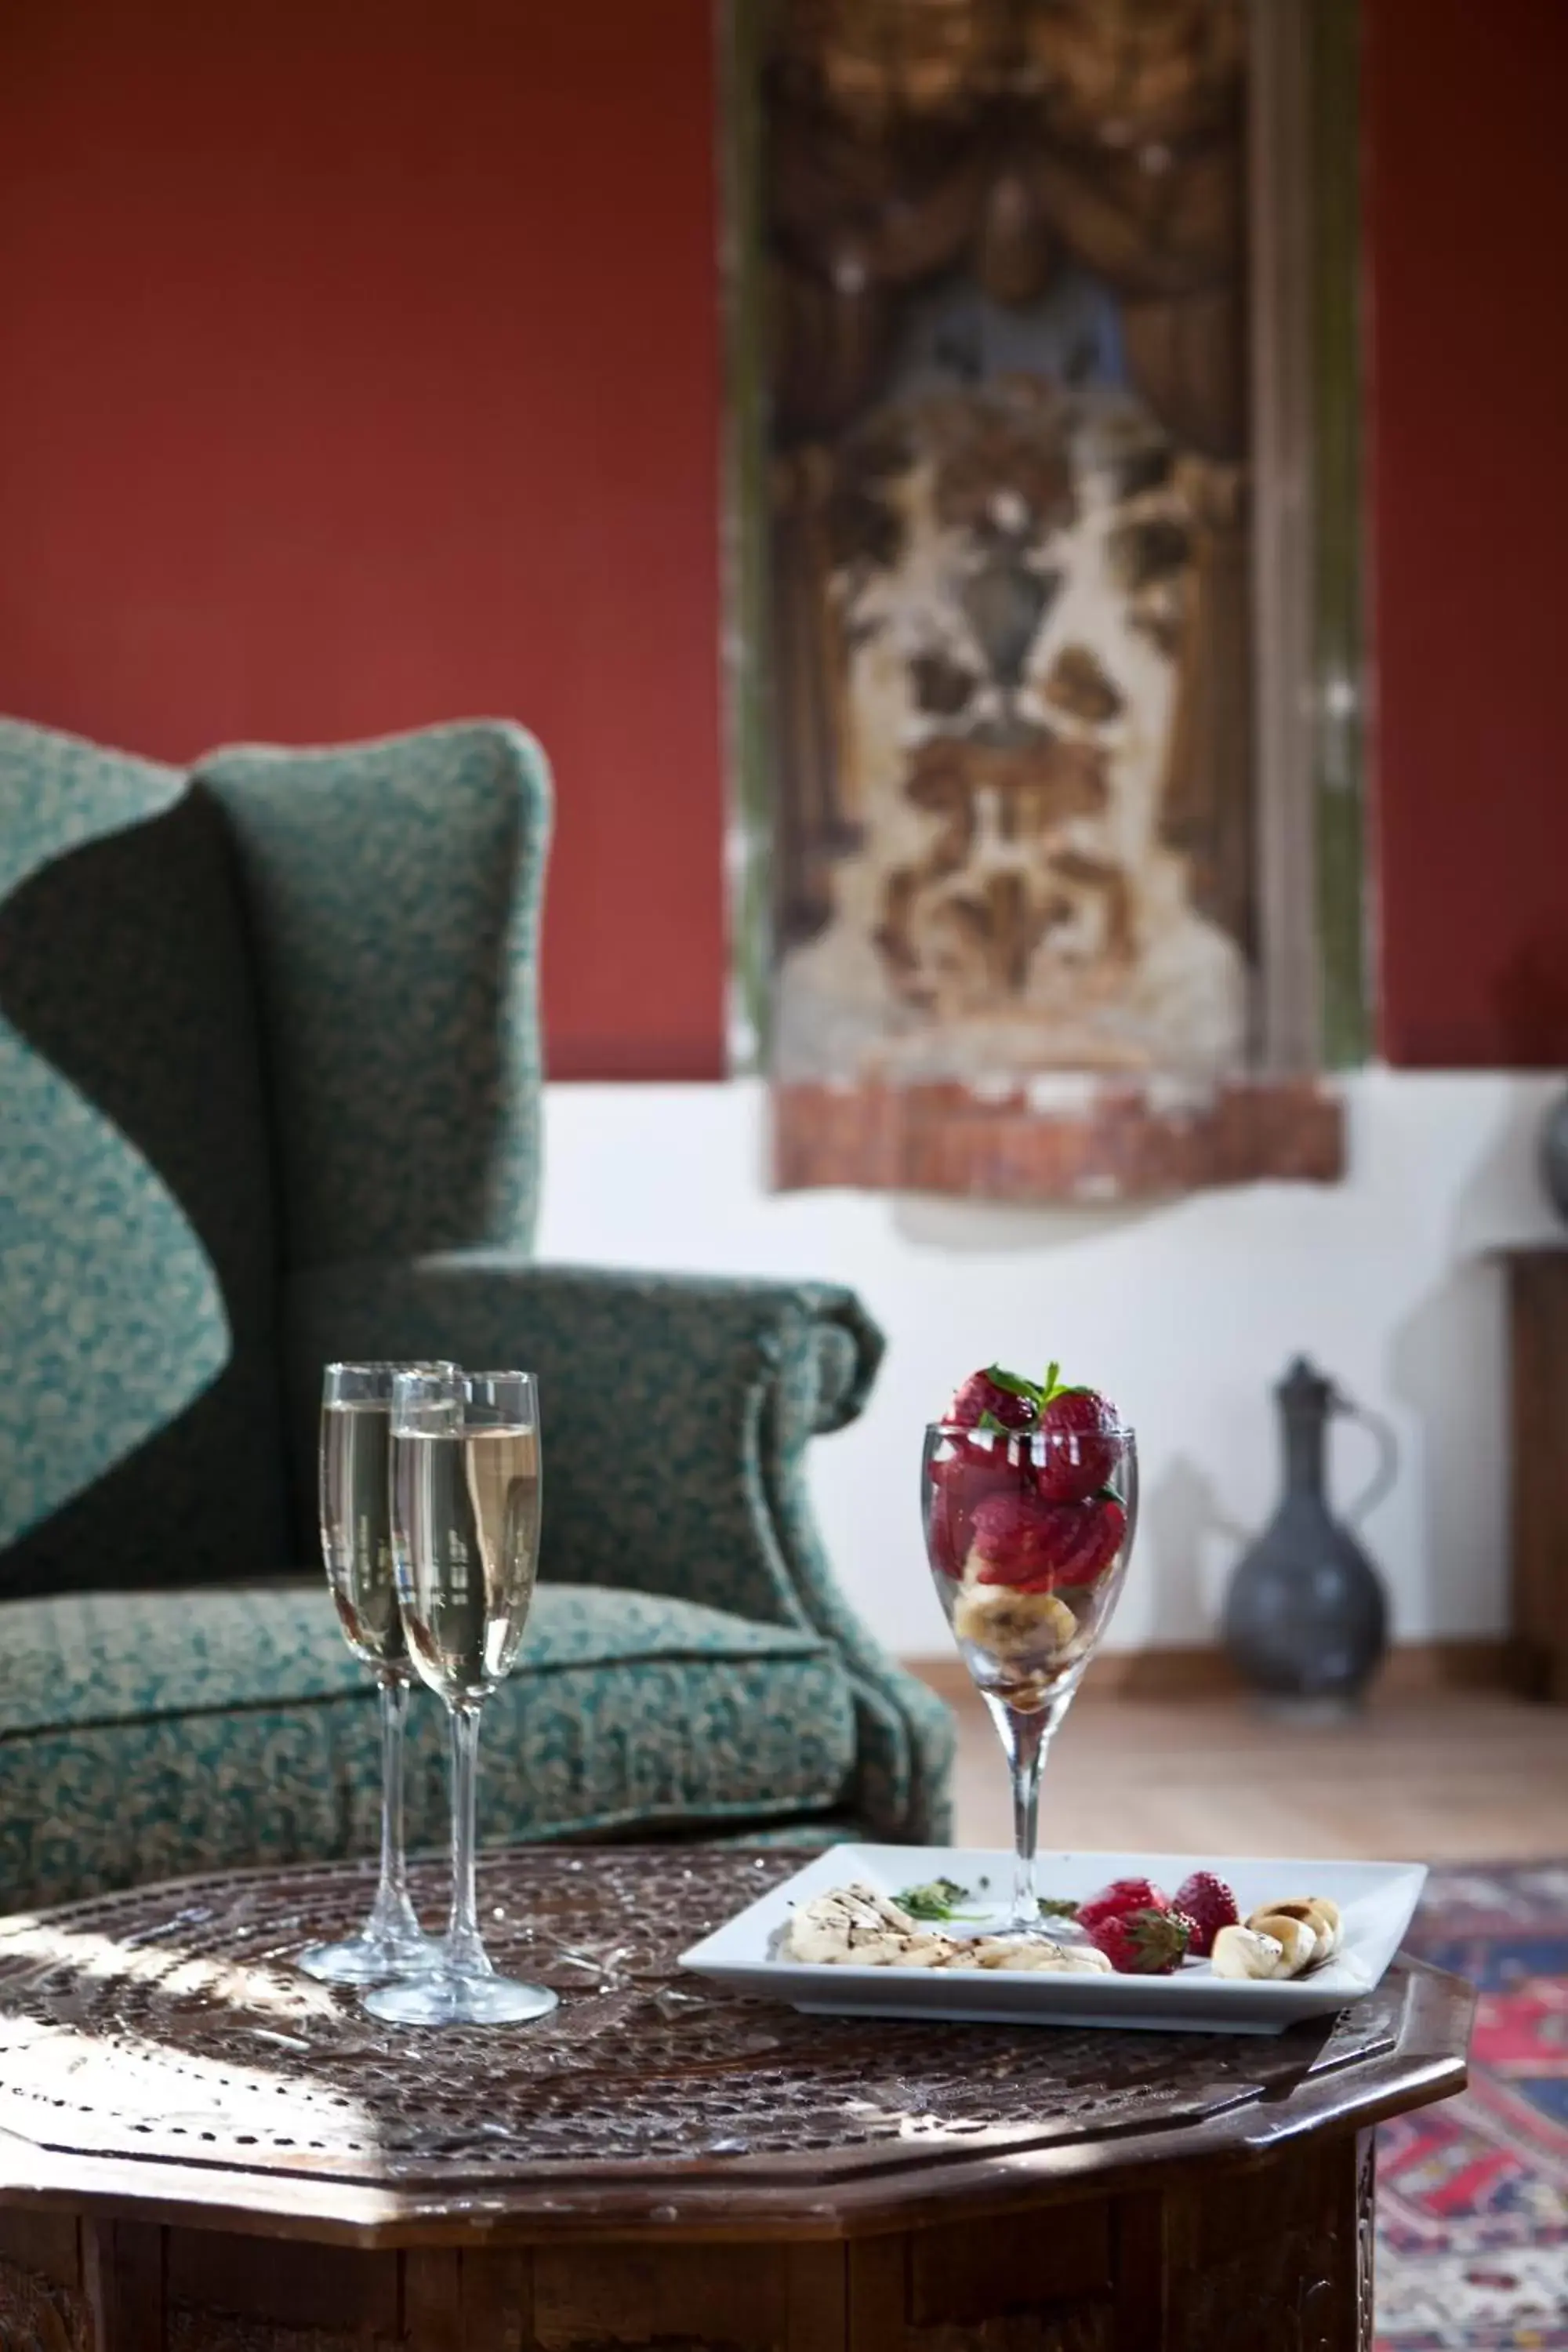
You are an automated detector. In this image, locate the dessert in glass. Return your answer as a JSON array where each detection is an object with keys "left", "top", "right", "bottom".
[{"left": 924, "top": 1363, "right": 1137, "bottom": 1933}]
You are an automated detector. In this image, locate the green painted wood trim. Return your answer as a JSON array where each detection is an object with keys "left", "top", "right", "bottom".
[
  {"left": 1311, "top": 0, "right": 1373, "bottom": 1066},
  {"left": 719, "top": 0, "right": 771, "bottom": 1074}
]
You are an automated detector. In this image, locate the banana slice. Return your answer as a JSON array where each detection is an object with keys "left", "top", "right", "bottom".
[
  {"left": 1210, "top": 1924, "right": 1287, "bottom": 1980},
  {"left": 952, "top": 1584, "right": 1076, "bottom": 1660},
  {"left": 1247, "top": 1896, "right": 1342, "bottom": 1965},
  {"left": 967, "top": 1938, "right": 1113, "bottom": 1973},
  {"left": 1245, "top": 1912, "right": 1318, "bottom": 1976}
]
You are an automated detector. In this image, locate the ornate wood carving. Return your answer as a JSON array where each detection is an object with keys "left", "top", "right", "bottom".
[
  {"left": 165, "top": 2318, "right": 368, "bottom": 2352},
  {"left": 0, "top": 2256, "right": 90, "bottom": 2352},
  {"left": 1356, "top": 2130, "right": 1377, "bottom": 2352},
  {"left": 724, "top": 0, "right": 1370, "bottom": 1182},
  {"left": 0, "top": 1849, "right": 1470, "bottom": 2348},
  {"left": 895, "top": 2316, "right": 1112, "bottom": 2351},
  {"left": 0, "top": 1849, "right": 1420, "bottom": 2206},
  {"left": 1173, "top": 2224, "right": 1344, "bottom": 2352},
  {"left": 774, "top": 1076, "right": 1343, "bottom": 1200}
]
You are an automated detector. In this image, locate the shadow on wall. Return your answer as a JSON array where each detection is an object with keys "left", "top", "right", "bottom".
[
  {"left": 1139, "top": 1454, "right": 1250, "bottom": 1646},
  {"left": 892, "top": 1194, "right": 1167, "bottom": 1256}
]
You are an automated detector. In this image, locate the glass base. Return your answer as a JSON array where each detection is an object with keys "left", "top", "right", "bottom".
[
  {"left": 362, "top": 1969, "right": 559, "bottom": 2028},
  {"left": 296, "top": 1924, "right": 441, "bottom": 1987},
  {"left": 996, "top": 1911, "right": 1077, "bottom": 1941}
]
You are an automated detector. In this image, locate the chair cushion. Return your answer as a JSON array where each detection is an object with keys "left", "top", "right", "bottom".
[{"left": 0, "top": 1584, "right": 857, "bottom": 1911}]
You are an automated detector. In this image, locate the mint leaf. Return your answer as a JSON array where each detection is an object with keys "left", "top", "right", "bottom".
[
  {"left": 895, "top": 1879, "right": 1079, "bottom": 1925},
  {"left": 895, "top": 1877, "right": 979, "bottom": 1922},
  {"left": 985, "top": 1363, "right": 1045, "bottom": 1406}
]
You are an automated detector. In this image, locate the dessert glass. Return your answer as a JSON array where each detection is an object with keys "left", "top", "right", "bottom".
[{"left": 923, "top": 1416, "right": 1138, "bottom": 1933}]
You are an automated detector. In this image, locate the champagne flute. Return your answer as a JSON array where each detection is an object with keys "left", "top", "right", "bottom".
[
  {"left": 364, "top": 1367, "right": 557, "bottom": 2028},
  {"left": 298, "top": 1363, "right": 445, "bottom": 1985},
  {"left": 923, "top": 1415, "right": 1138, "bottom": 1934}
]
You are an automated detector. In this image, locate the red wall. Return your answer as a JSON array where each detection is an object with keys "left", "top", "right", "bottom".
[
  {"left": 1365, "top": 0, "right": 1568, "bottom": 1065},
  {"left": 0, "top": 0, "right": 726, "bottom": 1079},
  {"left": 4, "top": 1, "right": 1567, "bottom": 1075}
]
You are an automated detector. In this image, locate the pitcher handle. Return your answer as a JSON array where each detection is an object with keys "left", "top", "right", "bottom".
[{"left": 1334, "top": 1394, "right": 1399, "bottom": 1525}]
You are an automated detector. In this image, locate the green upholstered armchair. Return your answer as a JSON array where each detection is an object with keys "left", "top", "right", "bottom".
[{"left": 0, "top": 717, "right": 952, "bottom": 1911}]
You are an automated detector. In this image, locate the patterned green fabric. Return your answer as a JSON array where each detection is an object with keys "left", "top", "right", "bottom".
[
  {"left": 0, "top": 713, "right": 953, "bottom": 1878},
  {"left": 288, "top": 1255, "right": 956, "bottom": 1843},
  {"left": 0, "top": 724, "right": 245, "bottom": 1561},
  {"left": 0, "top": 1582, "right": 856, "bottom": 1913},
  {"left": 0, "top": 779, "right": 290, "bottom": 1599},
  {"left": 198, "top": 724, "right": 551, "bottom": 1267}
]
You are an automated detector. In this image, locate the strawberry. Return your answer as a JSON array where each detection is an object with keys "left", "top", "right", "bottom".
[
  {"left": 1085, "top": 1904, "right": 1194, "bottom": 1976},
  {"left": 1171, "top": 1871, "right": 1238, "bottom": 1958},
  {"left": 968, "top": 1493, "right": 1126, "bottom": 1591},
  {"left": 964, "top": 1493, "right": 1057, "bottom": 1584},
  {"left": 1033, "top": 1382, "right": 1123, "bottom": 1503},
  {"left": 926, "top": 1432, "right": 1018, "bottom": 1578},
  {"left": 927, "top": 1429, "right": 1017, "bottom": 1498},
  {"left": 1076, "top": 1876, "right": 1170, "bottom": 1934},
  {"left": 1046, "top": 1496, "right": 1125, "bottom": 1587},
  {"left": 927, "top": 1497, "right": 965, "bottom": 1578},
  {"left": 946, "top": 1367, "right": 1039, "bottom": 1432}
]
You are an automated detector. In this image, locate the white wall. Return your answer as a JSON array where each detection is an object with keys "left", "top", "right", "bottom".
[{"left": 535, "top": 1073, "right": 1565, "bottom": 1659}]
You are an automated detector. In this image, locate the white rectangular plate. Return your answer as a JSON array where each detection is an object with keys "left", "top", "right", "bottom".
[{"left": 679, "top": 1846, "right": 1428, "bottom": 2035}]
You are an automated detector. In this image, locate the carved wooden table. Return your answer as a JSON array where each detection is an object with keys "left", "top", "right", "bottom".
[{"left": 0, "top": 1848, "right": 1471, "bottom": 2350}]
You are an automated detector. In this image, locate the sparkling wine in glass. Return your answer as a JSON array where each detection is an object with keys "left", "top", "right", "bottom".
[
  {"left": 298, "top": 1363, "right": 445, "bottom": 1986},
  {"left": 923, "top": 1409, "right": 1138, "bottom": 1934},
  {"left": 364, "top": 1367, "right": 556, "bottom": 2028}
]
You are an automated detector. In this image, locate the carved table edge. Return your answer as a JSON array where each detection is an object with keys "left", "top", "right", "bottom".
[
  {"left": 0, "top": 2013, "right": 1472, "bottom": 2253},
  {"left": 0, "top": 2108, "right": 1438, "bottom": 2256}
]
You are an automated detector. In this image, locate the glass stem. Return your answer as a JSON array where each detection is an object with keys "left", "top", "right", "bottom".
[
  {"left": 445, "top": 1700, "right": 490, "bottom": 1980},
  {"left": 1008, "top": 1706, "right": 1047, "bottom": 1928},
  {"left": 986, "top": 1693, "right": 1069, "bottom": 1929},
  {"left": 367, "top": 1671, "right": 418, "bottom": 1939}
]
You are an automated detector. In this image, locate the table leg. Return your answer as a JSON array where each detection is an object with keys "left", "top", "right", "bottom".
[{"left": 84, "top": 2218, "right": 162, "bottom": 2352}]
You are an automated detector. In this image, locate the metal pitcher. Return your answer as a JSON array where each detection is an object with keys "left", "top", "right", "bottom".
[{"left": 1222, "top": 1357, "right": 1396, "bottom": 1709}]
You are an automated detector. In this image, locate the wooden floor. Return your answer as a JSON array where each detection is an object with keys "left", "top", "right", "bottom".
[{"left": 938, "top": 1682, "right": 1568, "bottom": 1863}]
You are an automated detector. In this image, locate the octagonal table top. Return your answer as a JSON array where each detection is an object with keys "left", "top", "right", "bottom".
[{"left": 0, "top": 1846, "right": 1471, "bottom": 2245}]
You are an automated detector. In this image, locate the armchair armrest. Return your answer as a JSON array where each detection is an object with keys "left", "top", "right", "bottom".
[{"left": 286, "top": 1254, "right": 953, "bottom": 1838}]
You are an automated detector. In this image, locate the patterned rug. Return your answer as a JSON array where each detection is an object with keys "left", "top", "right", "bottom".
[{"left": 1377, "top": 1863, "right": 1568, "bottom": 2349}]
